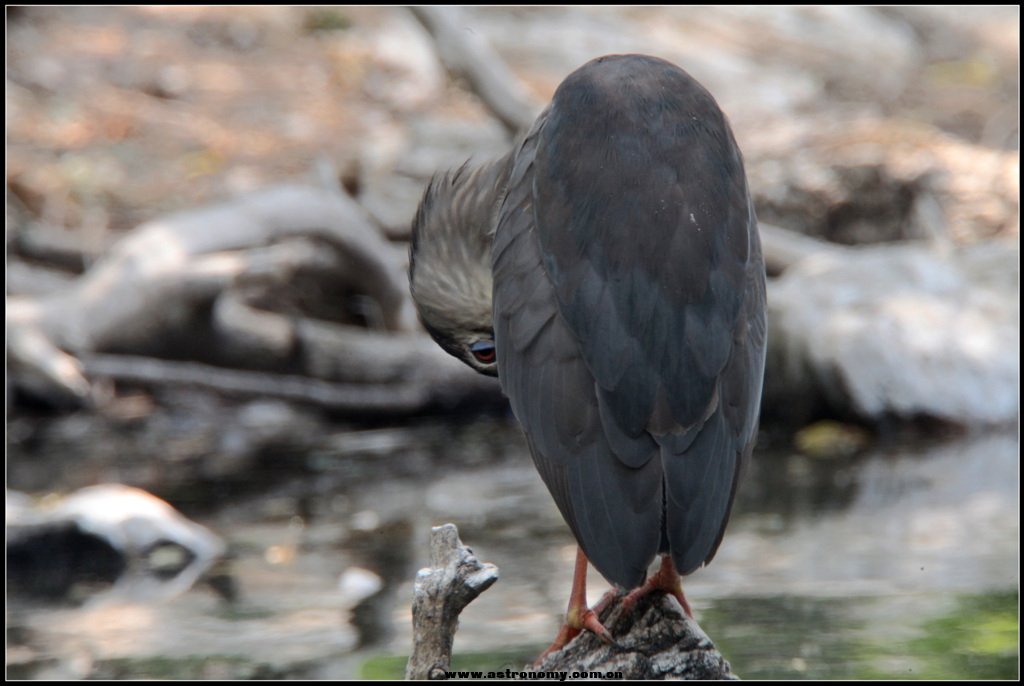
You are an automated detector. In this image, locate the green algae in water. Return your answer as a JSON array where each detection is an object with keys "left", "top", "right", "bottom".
[
  {"left": 875, "top": 591, "right": 1019, "bottom": 680},
  {"left": 704, "top": 591, "right": 1019, "bottom": 680}
]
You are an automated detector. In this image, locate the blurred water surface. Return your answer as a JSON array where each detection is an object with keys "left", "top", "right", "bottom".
[{"left": 6, "top": 418, "right": 1018, "bottom": 679}]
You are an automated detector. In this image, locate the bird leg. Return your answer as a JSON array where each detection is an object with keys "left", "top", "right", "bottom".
[
  {"left": 535, "top": 547, "right": 613, "bottom": 664},
  {"left": 622, "top": 554, "right": 693, "bottom": 618}
]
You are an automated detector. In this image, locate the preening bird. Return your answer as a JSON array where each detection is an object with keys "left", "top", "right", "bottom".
[{"left": 409, "top": 53, "right": 766, "bottom": 654}]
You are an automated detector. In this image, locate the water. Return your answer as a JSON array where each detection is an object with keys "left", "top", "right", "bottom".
[
  {"left": 6, "top": 417, "right": 1019, "bottom": 679},
  {"left": 707, "top": 591, "right": 1018, "bottom": 680}
]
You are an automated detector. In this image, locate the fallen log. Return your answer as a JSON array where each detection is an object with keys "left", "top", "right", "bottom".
[{"left": 6, "top": 184, "right": 433, "bottom": 408}]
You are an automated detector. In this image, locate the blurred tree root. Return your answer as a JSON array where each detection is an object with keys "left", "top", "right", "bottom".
[
  {"left": 7, "top": 184, "right": 498, "bottom": 413},
  {"left": 409, "top": 5, "right": 537, "bottom": 136}
]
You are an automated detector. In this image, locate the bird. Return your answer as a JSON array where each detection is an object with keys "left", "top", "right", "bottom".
[{"left": 409, "top": 53, "right": 766, "bottom": 655}]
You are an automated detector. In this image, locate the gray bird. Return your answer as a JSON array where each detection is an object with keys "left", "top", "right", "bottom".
[{"left": 410, "top": 54, "right": 766, "bottom": 651}]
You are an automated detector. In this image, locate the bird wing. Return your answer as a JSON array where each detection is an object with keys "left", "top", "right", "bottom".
[
  {"left": 495, "top": 55, "right": 766, "bottom": 585},
  {"left": 493, "top": 110, "right": 664, "bottom": 589}
]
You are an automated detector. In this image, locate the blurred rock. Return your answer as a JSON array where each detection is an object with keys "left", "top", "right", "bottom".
[
  {"left": 764, "top": 239, "right": 1019, "bottom": 426},
  {"left": 650, "top": 6, "right": 919, "bottom": 102},
  {"left": 748, "top": 115, "right": 1020, "bottom": 244},
  {"left": 464, "top": 6, "right": 925, "bottom": 131},
  {"left": 186, "top": 16, "right": 265, "bottom": 52},
  {"left": 884, "top": 5, "right": 1019, "bottom": 66},
  {"left": 7, "top": 484, "right": 226, "bottom": 604},
  {"left": 466, "top": 6, "right": 822, "bottom": 124},
  {"left": 881, "top": 7, "right": 1019, "bottom": 149}
]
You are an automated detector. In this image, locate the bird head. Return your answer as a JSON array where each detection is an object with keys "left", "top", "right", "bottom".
[{"left": 409, "top": 154, "right": 513, "bottom": 377}]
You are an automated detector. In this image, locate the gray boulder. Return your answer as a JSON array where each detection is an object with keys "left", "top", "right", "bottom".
[{"left": 764, "top": 239, "right": 1018, "bottom": 425}]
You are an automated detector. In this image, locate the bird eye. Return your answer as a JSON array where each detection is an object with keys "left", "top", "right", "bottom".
[{"left": 469, "top": 339, "right": 496, "bottom": 365}]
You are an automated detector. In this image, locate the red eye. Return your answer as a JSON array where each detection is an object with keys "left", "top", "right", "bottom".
[{"left": 469, "top": 340, "right": 496, "bottom": 364}]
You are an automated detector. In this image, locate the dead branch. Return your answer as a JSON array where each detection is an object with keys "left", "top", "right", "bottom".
[
  {"left": 409, "top": 6, "right": 539, "bottom": 135},
  {"left": 80, "top": 346, "right": 498, "bottom": 415},
  {"left": 406, "top": 523, "right": 500, "bottom": 680},
  {"left": 81, "top": 354, "right": 428, "bottom": 413},
  {"left": 8, "top": 322, "right": 92, "bottom": 406},
  {"left": 6, "top": 184, "right": 431, "bottom": 406},
  {"left": 6, "top": 258, "right": 77, "bottom": 297},
  {"left": 66, "top": 184, "right": 411, "bottom": 347},
  {"left": 10, "top": 222, "right": 109, "bottom": 273}
]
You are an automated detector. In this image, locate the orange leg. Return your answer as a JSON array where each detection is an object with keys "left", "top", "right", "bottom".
[
  {"left": 535, "top": 547, "right": 613, "bottom": 664},
  {"left": 622, "top": 554, "right": 693, "bottom": 617}
]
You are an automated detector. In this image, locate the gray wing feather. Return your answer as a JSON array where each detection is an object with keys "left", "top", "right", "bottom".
[{"left": 493, "top": 114, "right": 662, "bottom": 588}]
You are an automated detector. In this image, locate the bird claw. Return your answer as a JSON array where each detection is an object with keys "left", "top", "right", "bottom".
[
  {"left": 580, "top": 608, "right": 614, "bottom": 645},
  {"left": 534, "top": 624, "right": 578, "bottom": 666},
  {"left": 534, "top": 607, "right": 615, "bottom": 666},
  {"left": 621, "top": 555, "right": 693, "bottom": 618},
  {"left": 591, "top": 588, "right": 622, "bottom": 617}
]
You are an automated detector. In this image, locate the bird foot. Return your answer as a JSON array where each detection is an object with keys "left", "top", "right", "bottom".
[
  {"left": 621, "top": 555, "right": 693, "bottom": 618},
  {"left": 534, "top": 607, "right": 613, "bottom": 666},
  {"left": 534, "top": 548, "right": 618, "bottom": 667},
  {"left": 591, "top": 588, "right": 622, "bottom": 617}
]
